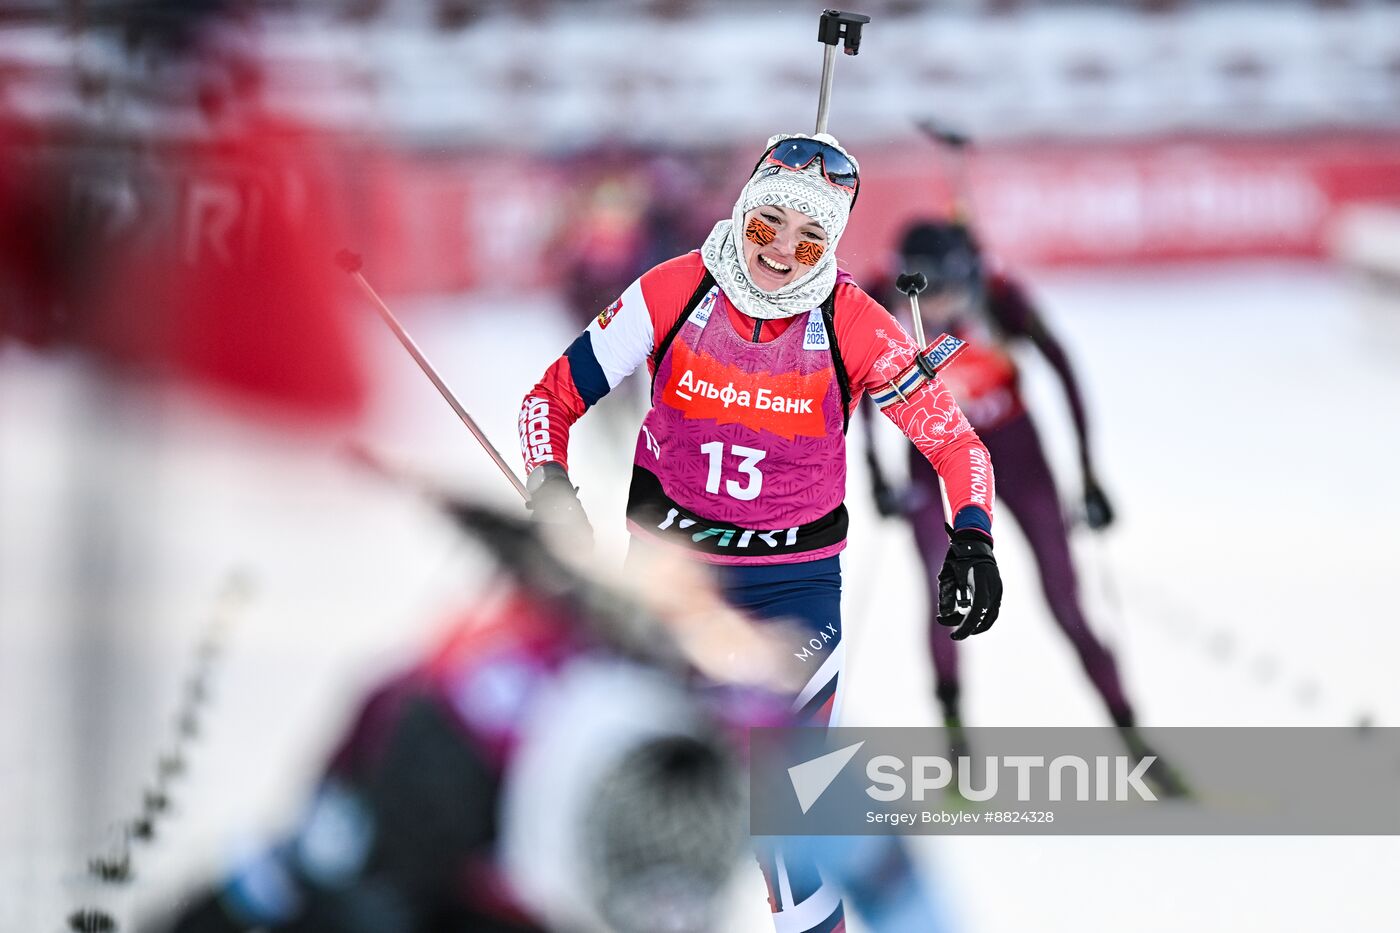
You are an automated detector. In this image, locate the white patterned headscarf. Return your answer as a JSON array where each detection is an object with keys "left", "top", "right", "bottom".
[{"left": 700, "top": 133, "right": 859, "bottom": 320}]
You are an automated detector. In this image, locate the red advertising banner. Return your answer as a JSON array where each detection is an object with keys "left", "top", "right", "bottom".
[
  {"left": 14, "top": 132, "right": 1398, "bottom": 302},
  {"left": 359, "top": 135, "right": 1400, "bottom": 294},
  {"left": 843, "top": 135, "right": 1400, "bottom": 274}
]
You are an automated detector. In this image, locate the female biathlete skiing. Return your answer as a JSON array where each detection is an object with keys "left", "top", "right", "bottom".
[
  {"left": 866, "top": 218, "right": 1186, "bottom": 797},
  {"left": 518, "top": 134, "right": 1003, "bottom": 933}
]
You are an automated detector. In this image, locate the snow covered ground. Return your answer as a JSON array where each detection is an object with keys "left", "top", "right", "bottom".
[{"left": 2, "top": 259, "right": 1397, "bottom": 932}]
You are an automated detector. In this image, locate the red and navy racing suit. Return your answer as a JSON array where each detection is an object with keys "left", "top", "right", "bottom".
[{"left": 519, "top": 251, "right": 989, "bottom": 933}]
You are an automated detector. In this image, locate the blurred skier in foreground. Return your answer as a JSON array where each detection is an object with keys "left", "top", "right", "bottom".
[
  {"left": 139, "top": 501, "right": 948, "bottom": 933},
  {"left": 139, "top": 504, "right": 755, "bottom": 933}
]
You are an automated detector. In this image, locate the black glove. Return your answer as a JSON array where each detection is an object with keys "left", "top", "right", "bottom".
[
  {"left": 937, "top": 528, "right": 1002, "bottom": 640},
  {"left": 1082, "top": 475, "right": 1115, "bottom": 531},
  {"left": 525, "top": 463, "right": 593, "bottom": 541}
]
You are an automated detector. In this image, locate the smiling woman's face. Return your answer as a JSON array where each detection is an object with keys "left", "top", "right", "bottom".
[{"left": 741, "top": 204, "right": 827, "bottom": 292}]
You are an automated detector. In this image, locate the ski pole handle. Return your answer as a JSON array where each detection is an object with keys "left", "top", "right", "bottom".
[
  {"left": 814, "top": 10, "right": 871, "bottom": 135},
  {"left": 335, "top": 250, "right": 528, "bottom": 502},
  {"left": 895, "top": 271, "right": 928, "bottom": 348}
]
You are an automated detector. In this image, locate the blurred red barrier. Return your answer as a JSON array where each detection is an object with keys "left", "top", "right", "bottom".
[
  {"left": 12, "top": 133, "right": 1398, "bottom": 321},
  {"left": 846, "top": 134, "right": 1400, "bottom": 273},
  {"left": 354, "top": 134, "right": 1400, "bottom": 294}
]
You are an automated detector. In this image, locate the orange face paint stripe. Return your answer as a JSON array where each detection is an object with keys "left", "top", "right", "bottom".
[
  {"left": 794, "top": 241, "right": 825, "bottom": 266},
  {"left": 745, "top": 216, "right": 777, "bottom": 247}
]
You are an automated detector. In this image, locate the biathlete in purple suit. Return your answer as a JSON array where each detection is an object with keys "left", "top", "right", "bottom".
[{"left": 866, "top": 220, "right": 1186, "bottom": 795}]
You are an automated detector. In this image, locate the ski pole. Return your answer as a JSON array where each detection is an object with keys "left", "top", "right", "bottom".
[
  {"left": 334, "top": 250, "right": 528, "bottom": 501},
  {"left": 814, "top": 10, "right": 871, "bottom": 135}
]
